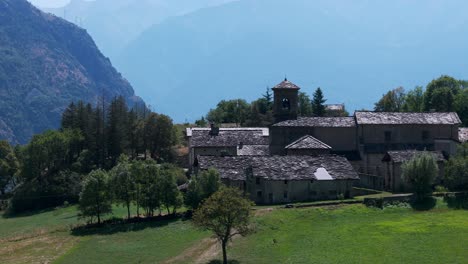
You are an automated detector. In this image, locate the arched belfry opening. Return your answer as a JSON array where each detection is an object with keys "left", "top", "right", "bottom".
[
  {"left": 272, "top": 78, "right": 300, "bottom": 123},
  {"left": 282, "top": 98, "right": 291, "bottom": 110}
]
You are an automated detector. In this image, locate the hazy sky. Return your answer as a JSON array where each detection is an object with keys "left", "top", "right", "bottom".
[
  {"left": 28, "top": 0, "right": 70, "bottom": 8},
  {"left": 29, "top": 0, "right": 95, "bottom": 8}
]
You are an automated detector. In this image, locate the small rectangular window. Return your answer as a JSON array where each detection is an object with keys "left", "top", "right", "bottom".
[
  {"left": 384, "top": 131, "right": 392, "bottom": 142},
  {"left": 283, "top": 191, "right": 288, "bottom": 199},
  {"left": 257, "top": 191, "right": 262, "bottom": 198},
  {"left": 256, "top": 178, "right": 260, "bottom": 185},
  {"left": 284, "top": 180, "right": 288, "bottom": 185}
]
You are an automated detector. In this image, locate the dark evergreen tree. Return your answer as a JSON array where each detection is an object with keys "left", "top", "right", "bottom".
[{"left": 312, "top": 87, "right": 327, "bottom": 117}]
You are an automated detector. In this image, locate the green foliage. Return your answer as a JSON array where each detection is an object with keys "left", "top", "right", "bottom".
[
  {"left": 424, "top": 75, "right": 461, "bottom": 112},
  {"left": 402, "top": 86, "right": 424, "bottom": 112},
  {"left": 0, "top": 140, "right": 19, "bottom": 196},
  {"left": 159, "top": 167, "right": 183, "bottom": 214},
  {"left": 110, "top": 155, "right": 135, "bottom": 219},
  {"left": 195, "top": 116, "right": 208, "bottom": 127},
  {"left": 8, "top": 130, "right": 84, "bottom": 213},
  {"left": 297, "top": 92, "right": 313, "bottom": 117},
  {"left": 374, "top": 87, "right": 406, "bottom": 112},
  {"left": 312, "top": 87, "right": 327, "bottom": 117},
  {"left": 207, "top": 99, "right": 250, "bottom": 125},
  {"left": 185, "top": 168, "right": 221, "bottom": 210},
  {"left": 79, "top": 169, "right": 113, "bottom": 224},
  {"left": 374, "top": 76, "right": 468, "bottom": 126},
  {"left": 454, "top": 88, "right": 468, "bottom": 126},
  {"left": 402, "top": 152, "right": 438, "bottom": 200},
  {"left": 444, "top": 143, "right": 468, "bottom": 191},
  {"left": 193, "top": 187, "right": 253, "bottom": 264}
]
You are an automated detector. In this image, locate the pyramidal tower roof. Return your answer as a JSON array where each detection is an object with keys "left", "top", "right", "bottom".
[{"left": 272, "top": 78, "right": 300, "bottom": 90}]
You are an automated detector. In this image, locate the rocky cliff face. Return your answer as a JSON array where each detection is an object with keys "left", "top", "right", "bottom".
[{"left": 0, "top": 0, "right": 141, "bottom": 144}]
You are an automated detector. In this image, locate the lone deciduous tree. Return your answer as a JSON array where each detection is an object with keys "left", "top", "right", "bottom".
[
  {"left": 193, "top": 187, "right": 253, "bottom": 264},
  {"left": 402, "top": 152, "right": 438, "bottom": 200}
]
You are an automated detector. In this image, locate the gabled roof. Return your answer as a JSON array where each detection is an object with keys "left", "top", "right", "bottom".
[
  {"left": 460, "top": 128, "right": 468, "bottom": 143},
  {"left": 285, "top": 135, "right": 332, "bottom": 150},
  {"left": 355, "top": 111, "right": 461, "bottom": 125},
  {"left": 272, "top": 78, "right": 300, "bottom": 90},
  {"left": 382, "top": 150, "right": 445, "bottom": 163},
  {"left": 273, "top": 117, "right": 356, "bottom": 127},
  {"left": 198, "top": 155, "right": 359, "bottom": 181},
  {"left": 187, "top": 128, "right": 269, "bottom": 147}
]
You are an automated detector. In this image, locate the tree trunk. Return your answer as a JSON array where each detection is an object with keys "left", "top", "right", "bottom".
[
  {"left": 127, "top": 201, "right": 131, "bottom": 219},
  {"left": 222, "top": 240, "right": 228, "bottom": 264}
]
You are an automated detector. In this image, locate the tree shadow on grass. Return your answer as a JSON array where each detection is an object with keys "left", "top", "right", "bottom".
[
  {"left": 207, "top": 260, "right": 240, "bottom": 264},
  {"left": 71, "top": 214, "right": 183, "bottom": 236},
  {"left": 444, "top": 193, "right": 468, "bottom": 210},
  {"left": 410, "top": 197, "right": 436, "bottom": 211}
]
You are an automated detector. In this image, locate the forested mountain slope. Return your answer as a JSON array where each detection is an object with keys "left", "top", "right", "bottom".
[{"left": 0, "top": 0, "right": 141, "bottom": 143}]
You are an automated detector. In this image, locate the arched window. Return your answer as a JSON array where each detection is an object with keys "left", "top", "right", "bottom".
[{"left": 282, "top": 98, "right": 290, "bottom": 110}]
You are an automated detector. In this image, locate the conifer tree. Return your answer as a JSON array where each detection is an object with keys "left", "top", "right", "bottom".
[{"left": 312, "top": 87, "right": 327, "bottom": 117}]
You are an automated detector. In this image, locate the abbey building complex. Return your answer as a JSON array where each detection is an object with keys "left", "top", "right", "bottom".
[{"left": 187, "top": 79, "right": 468, "bottom": 204}]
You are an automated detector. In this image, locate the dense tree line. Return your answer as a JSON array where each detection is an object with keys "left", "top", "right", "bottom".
[
  {"left": 79, "top": 158, "right": 223, "bottom": 224},
  {"left": 198, "top": 87, "right": 347, "bottom": 127},
  {"left": 79, "top": 156, "right": 185, "bottom": 224},
  {"left": 61, "top": 96, "right": 177, "bottom": 166},
  {"left": 2, "top": 96, "right": 179, "bottom": 213},
  {"left": 374, "top": 75, "right": 468, "bottom": 126}
]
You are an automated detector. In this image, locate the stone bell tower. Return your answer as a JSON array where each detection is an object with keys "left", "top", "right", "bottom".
[{"left": 272, "top": 78, "right": 300, "bottom": 123}]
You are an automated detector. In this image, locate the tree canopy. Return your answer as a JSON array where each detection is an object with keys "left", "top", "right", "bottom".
[{"left": 402, "top": 152, "right": 438, "bottom": 200}]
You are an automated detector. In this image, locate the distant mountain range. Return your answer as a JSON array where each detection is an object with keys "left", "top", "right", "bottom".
[
  {"left": 45, "top": 0, "right": 234, "bottom": 59},
  {"left": 0, "top": 0, "right": 141, "bottom": 143},
  {"left": 31, "top": 0, "right": 468, "bottom": 123},
  {"left": 116, "top": 0, "right": 468, "bottom": 121}
]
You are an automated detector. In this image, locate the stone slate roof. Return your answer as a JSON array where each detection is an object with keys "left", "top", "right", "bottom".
[
  {"left": 198, "top": 155, "right": 359, "bottom": 181},
  {"left": 273, "top": 117, "right": 356, "bottom": 127},
  {"left": 237, "top": 145, "right": 270, "bottom": 156},
  {"left": 188, "top": 128, "right": 269, "bottom": 147},
  {"left": 459, "top": 128, "right": 468, "bottom": 143},
  {"left": 285, "top": 135, "right": 332, "bottom": 150},
  {"left": 355, "top": 111, "right": 461, "bottom": 125},
  {"left": 383, "top": 150, "right": 446, "bottom": 163},
  {"left": 272, "top": 78, "right": 300, "bottom": 90}
]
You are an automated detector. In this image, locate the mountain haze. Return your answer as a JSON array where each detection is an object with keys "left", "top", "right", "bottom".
[
  {"left": 118, "top": 0, "right": 468, "bottom": 121},
  {"left": 0, "top": 0, "right": 141, "bottom": 143},
  {"left": 45, "top": 0, "right": 234, "bottom": 59}
]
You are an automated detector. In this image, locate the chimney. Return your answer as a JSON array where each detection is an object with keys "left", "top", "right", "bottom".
[
  {"left": 209, "top": 123, "right": 219, "bottom": 136},
  {"left": 239, "top": 141, "right": 244, "bottom": 149}
]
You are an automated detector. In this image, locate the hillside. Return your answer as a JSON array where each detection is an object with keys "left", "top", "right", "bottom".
[
  {"left": 117, "top": 0, "right": 468, "bottom": 121},
  {"left": 0, "top": 0, "right": 141, "bottom": 144},
  {"left": 44, "top": 0, "right": 234, "bottom": 59}
]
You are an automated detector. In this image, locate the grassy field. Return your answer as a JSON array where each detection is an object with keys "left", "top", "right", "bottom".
[{"left": 1, "top": 199, "right": 468, "bottom": 264}]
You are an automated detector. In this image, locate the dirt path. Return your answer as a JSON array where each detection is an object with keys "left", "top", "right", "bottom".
[
  {"left": 163, "top": 208, "right": 274, "bottom": 264},
  {"left": 161, "top": 237, "right": 219, "bottom": 264}
]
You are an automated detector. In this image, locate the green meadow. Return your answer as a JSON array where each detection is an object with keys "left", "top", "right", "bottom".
[{"left": 1, "top": 199, "right": 467, "bottom": 264}]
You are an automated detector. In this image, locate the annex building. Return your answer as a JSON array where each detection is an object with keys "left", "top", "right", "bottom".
[{"left": 187, "top": 79, "right": 466, "bottom": 204}]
